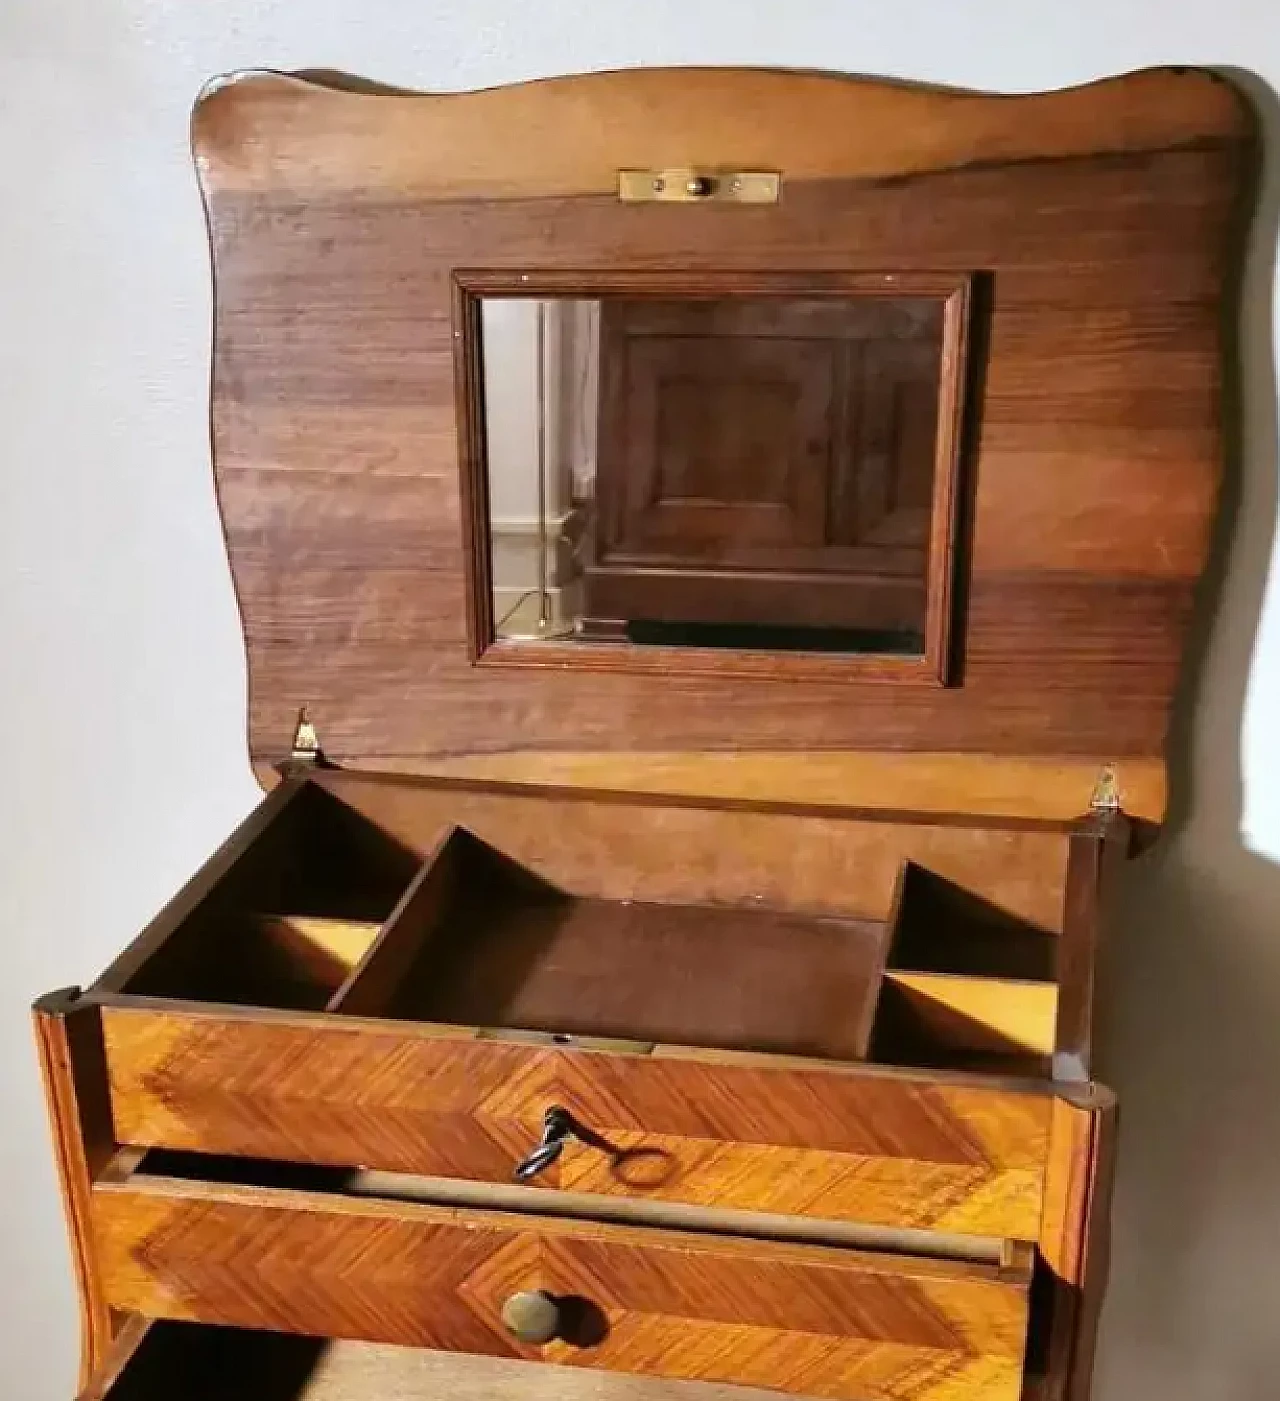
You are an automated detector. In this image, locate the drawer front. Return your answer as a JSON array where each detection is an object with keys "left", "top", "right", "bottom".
[
  {"left": 93, "top": 1177, "right": 1032, "bottom": 1401},
  {"left": 100, "top": 1004, "right": 1052, "bottom": 1238}
]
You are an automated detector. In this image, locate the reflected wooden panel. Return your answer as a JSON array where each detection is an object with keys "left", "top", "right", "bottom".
[
  {"left": 585, "top": 293, "right": 951, "bottom": 640},
  {"left": 465, "top": 273, "right": 970, "bottom": 682}
]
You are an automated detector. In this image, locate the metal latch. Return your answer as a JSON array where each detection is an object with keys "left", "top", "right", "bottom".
[{"left": 618, "top": 168, "right": 781, "bottom": 204}]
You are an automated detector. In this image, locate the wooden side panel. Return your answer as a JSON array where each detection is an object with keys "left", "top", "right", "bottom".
[
  {"left": 193, "top": 66, "right": 1255, "bottom": 804},
  {"left": 99, "top": 1003, "right": 1053, "bottom": 1238},
  {"left": 1038, "top": 1089, "right": 1119, "bottom": 1401},
  {"left": 33, "top": 991, "right": 118, "bottom": 1390},
  {"left": 93, "top": 1179, "right": 1033, "bottom": 1401}
]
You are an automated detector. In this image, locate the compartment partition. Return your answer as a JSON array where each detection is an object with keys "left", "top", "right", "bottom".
[
  {"left": 330, "top": 826, "right": 895, "bottom": 1059},
  {"left": 302, "top": 769, "right": 1083, "bottom": 1072},
  {"left": 865, "top": 861, "right": 1062, "bottom": 1075}
]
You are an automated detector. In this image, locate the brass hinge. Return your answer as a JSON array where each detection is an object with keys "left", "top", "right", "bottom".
[
  {"left": 1088, "top": 764, "right": 1123, "bottom": 815},
  {"left": 618, "top": 168, "right": 781, "bottom": 204},
  {"left": 289, "top": 706, "right": 322, "bottom": 765}
]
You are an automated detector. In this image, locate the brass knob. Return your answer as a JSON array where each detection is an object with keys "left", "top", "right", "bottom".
[{"left": 501, "top": 1289, "right": 560, "bottom": 1344}]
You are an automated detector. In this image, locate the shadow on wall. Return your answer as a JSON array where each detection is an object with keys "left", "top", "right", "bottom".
[{"left": 1094, "top": 69, "right": 1280, "bottom": 1401}]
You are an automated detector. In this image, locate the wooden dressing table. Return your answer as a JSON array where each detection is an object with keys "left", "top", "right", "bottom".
[{"left": 37, "top": 63, "right": 1254, "bottom": 1401}]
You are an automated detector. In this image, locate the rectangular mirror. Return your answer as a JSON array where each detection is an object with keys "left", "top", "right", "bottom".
[{"left": 456, "top": 272, "right": 971, "bottom": 683}]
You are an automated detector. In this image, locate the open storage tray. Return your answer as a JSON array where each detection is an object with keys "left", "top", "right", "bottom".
[{"left": 79, "top": 766, "right": 1120, "bottom": 1239}]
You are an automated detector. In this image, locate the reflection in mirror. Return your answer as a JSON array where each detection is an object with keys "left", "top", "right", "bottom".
[{"left": 476, "top": 291, "right": 957, "bottom": 658}]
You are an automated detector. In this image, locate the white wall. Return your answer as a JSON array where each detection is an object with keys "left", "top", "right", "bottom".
[{"left": 0, "top": 4, "right": 1277, "bottom": 1398}]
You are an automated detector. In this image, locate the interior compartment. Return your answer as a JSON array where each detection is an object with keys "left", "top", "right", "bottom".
[
  {"left": 331, "top": 828, "right": 1060, "bottom": 1071},
  {"left": 333, "top": 827, "right": 893, "bottom": 1060},
  {"left": 869, "top": 972, "right": 1057, "bottom": 1076},
  {"left": 116, "top": 784, "right": 421, "bottom": 1011},
  {"left": 866, "top": 861, "right": 1061, "bottom": 1075},
  {"left": 100, "top": 771, "right": 1089, "bottom": 1076},
  {"left": 885, "top": 864, "right": 1057, "bottom": 981}
]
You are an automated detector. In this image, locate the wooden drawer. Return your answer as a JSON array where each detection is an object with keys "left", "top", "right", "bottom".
[
  {"left": 78, "top": 769, "right": 1110, "bottom": 1242},
  {"left": 98, "top": 1005, "right": 1054, "bottom": 1238},
  {"left": 91, "top": 1163, "right": 1034, "bottom": 1401}
]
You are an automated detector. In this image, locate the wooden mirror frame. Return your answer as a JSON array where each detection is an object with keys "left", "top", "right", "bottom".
[{"left": 454, "top": 268, "right": 973, "bottom": 686}]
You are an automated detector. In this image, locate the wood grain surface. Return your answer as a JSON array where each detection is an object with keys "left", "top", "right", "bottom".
[
  {"left": 312, "top": 768, "right": 1077, "bottom": 931},
  {"left": 33, "top": 990, "right": 118, "bottom": 1390},
  {"left": 92, "top": 1175, "right": 1033, "bottom": 1400},
  {"left": 97, "top": 1001, "right": 1054, "bottom": 1238},
  {"left": 342, "top": 749, "right": 1168, "bottom": 826},
  {"left": 191, "top": 66, "right": 1254, "bottom": 817}
]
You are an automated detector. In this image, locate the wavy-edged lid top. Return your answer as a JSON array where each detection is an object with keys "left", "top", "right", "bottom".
[{"left": 193, "top": 66, "right": 1255, "bottom": 827}]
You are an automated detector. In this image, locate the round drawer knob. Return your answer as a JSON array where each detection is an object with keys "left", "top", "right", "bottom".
[{"left": 501, "top": 1290, "right": 560, "bottom": 1344}]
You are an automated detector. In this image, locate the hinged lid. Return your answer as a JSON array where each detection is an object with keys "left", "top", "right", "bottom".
[{"left": 192, "top": 66, "right": 1254, "bottom": 827}]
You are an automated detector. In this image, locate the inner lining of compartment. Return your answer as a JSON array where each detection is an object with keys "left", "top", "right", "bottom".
[
  {"left": 866, "top": 862, "right": 1061, "bottom": 1075},
  {"left": 109, "top": 776, "right": 1068, "bottom": 1073},
  {"left": 332, "top": 827, "right": 893, "bottom": 1060},
  {"left": 328, "top": 828, "right": 1060, "bottom": 1072},
  {"left": 116, "top": 785, "right": 421, "bottom": 1011}
]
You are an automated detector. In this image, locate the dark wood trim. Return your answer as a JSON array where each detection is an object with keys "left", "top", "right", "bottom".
[
  {"left": 453, "top": 274, "right": 495, "bottom": 669},
  {"left": 1054, "top": 814, "right": 1131, "bottom": 1080}
]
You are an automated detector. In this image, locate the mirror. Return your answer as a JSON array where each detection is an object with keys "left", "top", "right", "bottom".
[{"left": 463, "top": 276, "right": 969, "bottom": 679}]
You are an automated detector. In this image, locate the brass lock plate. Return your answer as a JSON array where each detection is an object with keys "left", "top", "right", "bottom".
[{"left": 618, "top": 168, "right": 781, "bottom": 204}]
